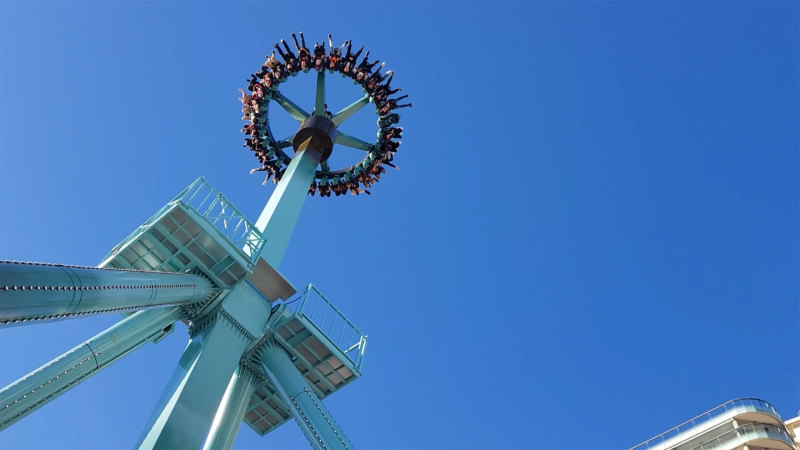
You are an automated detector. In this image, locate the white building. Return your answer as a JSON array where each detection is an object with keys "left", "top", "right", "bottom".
[{"left": 631, "top": 398, "right": 798, "bottom": 450}]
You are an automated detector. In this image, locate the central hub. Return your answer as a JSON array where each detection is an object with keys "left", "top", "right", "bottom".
[{"left": 293, "top": 115, "right": 337, "bottom": 162}]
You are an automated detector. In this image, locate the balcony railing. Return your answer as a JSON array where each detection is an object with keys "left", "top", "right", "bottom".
[
  {"left": 293, "top": 285, "right": 367, "bottom": 370},
  {"left": 630, "top": 398, "right": 783, "bottom": 450},
  {"left": 692, "top": 422, "right": 794, "bottom": 450}
]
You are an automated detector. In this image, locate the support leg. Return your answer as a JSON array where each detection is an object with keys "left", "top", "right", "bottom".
[
  {"left": 0, "top": 261, "right": 212, "bottom": 326},
  {"left": 0, "top": 306, "right": 184, "bottom": 431},
  {"left": 203, "top": 366, "right": 258, "bottom": 450},
  {"left": 137, "top": 283, "right": 270, "bottom": 449},
  {"left": 261, "top": 342, "right": 353, "bottom": 450}
]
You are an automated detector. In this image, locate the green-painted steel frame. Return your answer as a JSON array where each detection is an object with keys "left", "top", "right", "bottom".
[
  {"left": 137, "top": 283, "right": 271, "bottom": 449},
  {"left": 335, "top": 132, "right": 372, "bottom": 151},
  {"left": 267, "top": 72, "right": 375, "bottom": 163},
  {"left": 0, "top": 262, "right": 212, "bottom": 325},
  {"left": 103, "top": 203, "right": 252, "bottom": 288},
  {"left": 275, "top": 138, "right": 294, "bottom": 149},
  {"left": 314, "top": 71, "right": 326, "bottom": 116},
  {"left": 175, "top": 177, "right": 267, "bottom": 261},
  {"left": 253, "top": 148, "right": 322, "bottom": 268},
  {"left": 4, "top": 63, "right": 376, "bottom": 449},
  {"left": 261, "top": 342, "right": 353, "bottom": 449},
  {"left": 293, "top": 284, "right": 368, "bottom": 370},
  {"left": 273, "top": 91, "right": 309, "bottom": 123},
  {"left": 331, "top": 95, "right": 370, "bottom": 126},
  {"left": 104, "top": 177, "right": 266, "bottom": 268},
  {"left": 0, "top": 306, "right": 185, "bottom": 431},
  {"left": 204, "top": 366, "right": 259, "bottom": 450},
  {"left": 244, "top": 302, "right": 362, "bottom": 436}
]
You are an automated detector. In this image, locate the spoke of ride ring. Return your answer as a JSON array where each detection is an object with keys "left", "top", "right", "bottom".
[
  {"left": 335, "top": 132, "right": 373, "bottom": 151},
  {"left": 275, "top": 137, "right": 293, "bottom": 149},
  {"left": 320, "top": 161, "right": 330, "bottom": 173},
  {"left": 314, "top": 71, "right": 326, "bottom": 117},
  {"left": 273, "top": 91, "right": 309, "bottom": 123},
  {"left": 331, "top": 94, "right": 370, "bottom": 126}
]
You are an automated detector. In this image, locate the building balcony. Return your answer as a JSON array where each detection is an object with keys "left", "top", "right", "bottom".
[{"left": 632, "top": 398, "right": 795, "bottom": 450}]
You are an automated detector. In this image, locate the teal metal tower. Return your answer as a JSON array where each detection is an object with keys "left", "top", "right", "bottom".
[{"left": 0, "top": 34, "right": 406, "bottom": 449}]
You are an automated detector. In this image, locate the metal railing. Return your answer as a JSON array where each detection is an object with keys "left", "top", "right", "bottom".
[
  {"left": 691, "top": 422, "right": 794, "bottom": 450},
  {"left": 175, "top": 177, "right": 266, "bottom": 263},
  {"left": 293, "top": 285, "right": 367, "bottom": 370},
  {"left": 630, "top": 398, "right": 783, "bottom": 450}
]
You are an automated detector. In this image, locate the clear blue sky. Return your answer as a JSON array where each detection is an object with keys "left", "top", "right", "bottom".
[{"left": 1, "top": 1, "right": 797, "bottom": 449}]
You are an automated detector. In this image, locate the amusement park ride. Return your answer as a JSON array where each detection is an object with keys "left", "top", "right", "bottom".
[{"left": 0, "top": 33, "right": 407, "bottom": 449}]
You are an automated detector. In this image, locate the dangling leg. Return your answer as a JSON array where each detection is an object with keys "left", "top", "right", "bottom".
[{"left": 291, "top": 33, "right": 300, "bottom": 51}]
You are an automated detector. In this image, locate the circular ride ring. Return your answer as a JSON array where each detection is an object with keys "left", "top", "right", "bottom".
[{"left": 241, "top": 33, "right": 410, "bottom": 197}]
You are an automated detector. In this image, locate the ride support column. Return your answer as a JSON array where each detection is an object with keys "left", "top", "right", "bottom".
[
  {"left": 136, "top": 282, "right": 271, "bottom": 450},
  {"left": 252, "top": 78, "right": 337, "bottom": 268},
  {"left": 261, "top": 341, "right": 353, "bottom": 450},
  {"left": 202, "top": 366, "right": 259, "bottom": 450}
]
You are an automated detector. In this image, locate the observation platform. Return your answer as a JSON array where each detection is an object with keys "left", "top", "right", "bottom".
[
  {"left": 99, "top": 177, "right": 295, "bottom": 302},
  {"left": 244, "top": 285, "right": 367, "bottom": 436}
]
